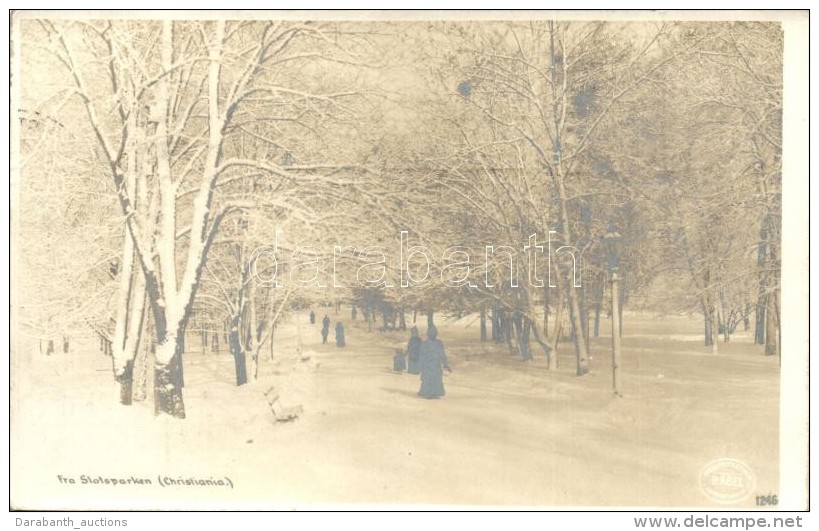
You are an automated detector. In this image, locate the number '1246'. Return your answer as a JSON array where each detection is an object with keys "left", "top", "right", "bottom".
[{"left": 756, "top": 494, "right": 778, "bottom": 506}]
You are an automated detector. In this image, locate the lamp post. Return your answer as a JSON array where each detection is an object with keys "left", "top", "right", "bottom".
[{"left": 603, "top": 226, "right": 622, "bottom": 397}]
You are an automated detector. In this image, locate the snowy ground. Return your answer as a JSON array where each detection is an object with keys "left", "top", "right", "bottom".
[{"left": 11, "top": 312, "right": 780, "bottom": 509}]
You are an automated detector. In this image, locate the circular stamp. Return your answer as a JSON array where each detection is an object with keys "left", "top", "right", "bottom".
[{"left": 700, "top": 458, "right": 756, "bottom": 504}]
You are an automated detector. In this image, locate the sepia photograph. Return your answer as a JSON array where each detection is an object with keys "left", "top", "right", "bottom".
[{"left": 8, "top": 9, "right": 809, "bottom": 512}]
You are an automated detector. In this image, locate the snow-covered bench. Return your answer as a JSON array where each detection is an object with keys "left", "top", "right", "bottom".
[{"left": 263, "top": 386, "right": 303, "bottom": 422}]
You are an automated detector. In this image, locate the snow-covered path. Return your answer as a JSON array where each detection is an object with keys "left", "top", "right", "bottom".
[{"left": 11, "top": 313, "right": 780, "bottom": 509}]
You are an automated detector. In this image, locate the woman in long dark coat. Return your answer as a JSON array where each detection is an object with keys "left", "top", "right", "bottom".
[
  {"left": 335, "top": 322, "right": 346, "bottom": 347},
  {"left": 406, "top": 326, "right": 422, "bottom": 375},
  {"left": 418, "top": 325, "right": 450, "bottom": 399}
]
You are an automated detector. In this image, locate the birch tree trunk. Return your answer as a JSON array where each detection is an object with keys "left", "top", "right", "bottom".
[
  {"left": 111, "top": 114, "right": 147, "bottom": 405},
  {"left": 549, "top": 22, "right": 589, "bottom": 376}
]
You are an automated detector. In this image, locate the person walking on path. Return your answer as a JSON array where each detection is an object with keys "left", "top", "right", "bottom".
[
  {"left": 418, "top": 325, "right": 451, "bottom": 399},
  {"left": 335, "top": 322, "right": 346, "bottom": 347},
  {"left": 406, "top": 326, "right": 422, "bottom": 375},
  {"left": 321, "top": 315, "right": 331, "bottom": 344}
]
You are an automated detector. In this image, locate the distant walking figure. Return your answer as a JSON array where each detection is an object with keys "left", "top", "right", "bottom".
[
  {"left": 335, "top": 322, "right": 346, "bottom": 347},
  {"left": 321, "top": 315, "right": 331, "bottom": 344},
  {"left": 418, "top": 325, "right": 451, "bottom": 399},
  {"left": 309, "top": 310, "right": 316, "bottom": 325},
  {"left": 406, "top": 326, "right": 422, "bottom": 375}
]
